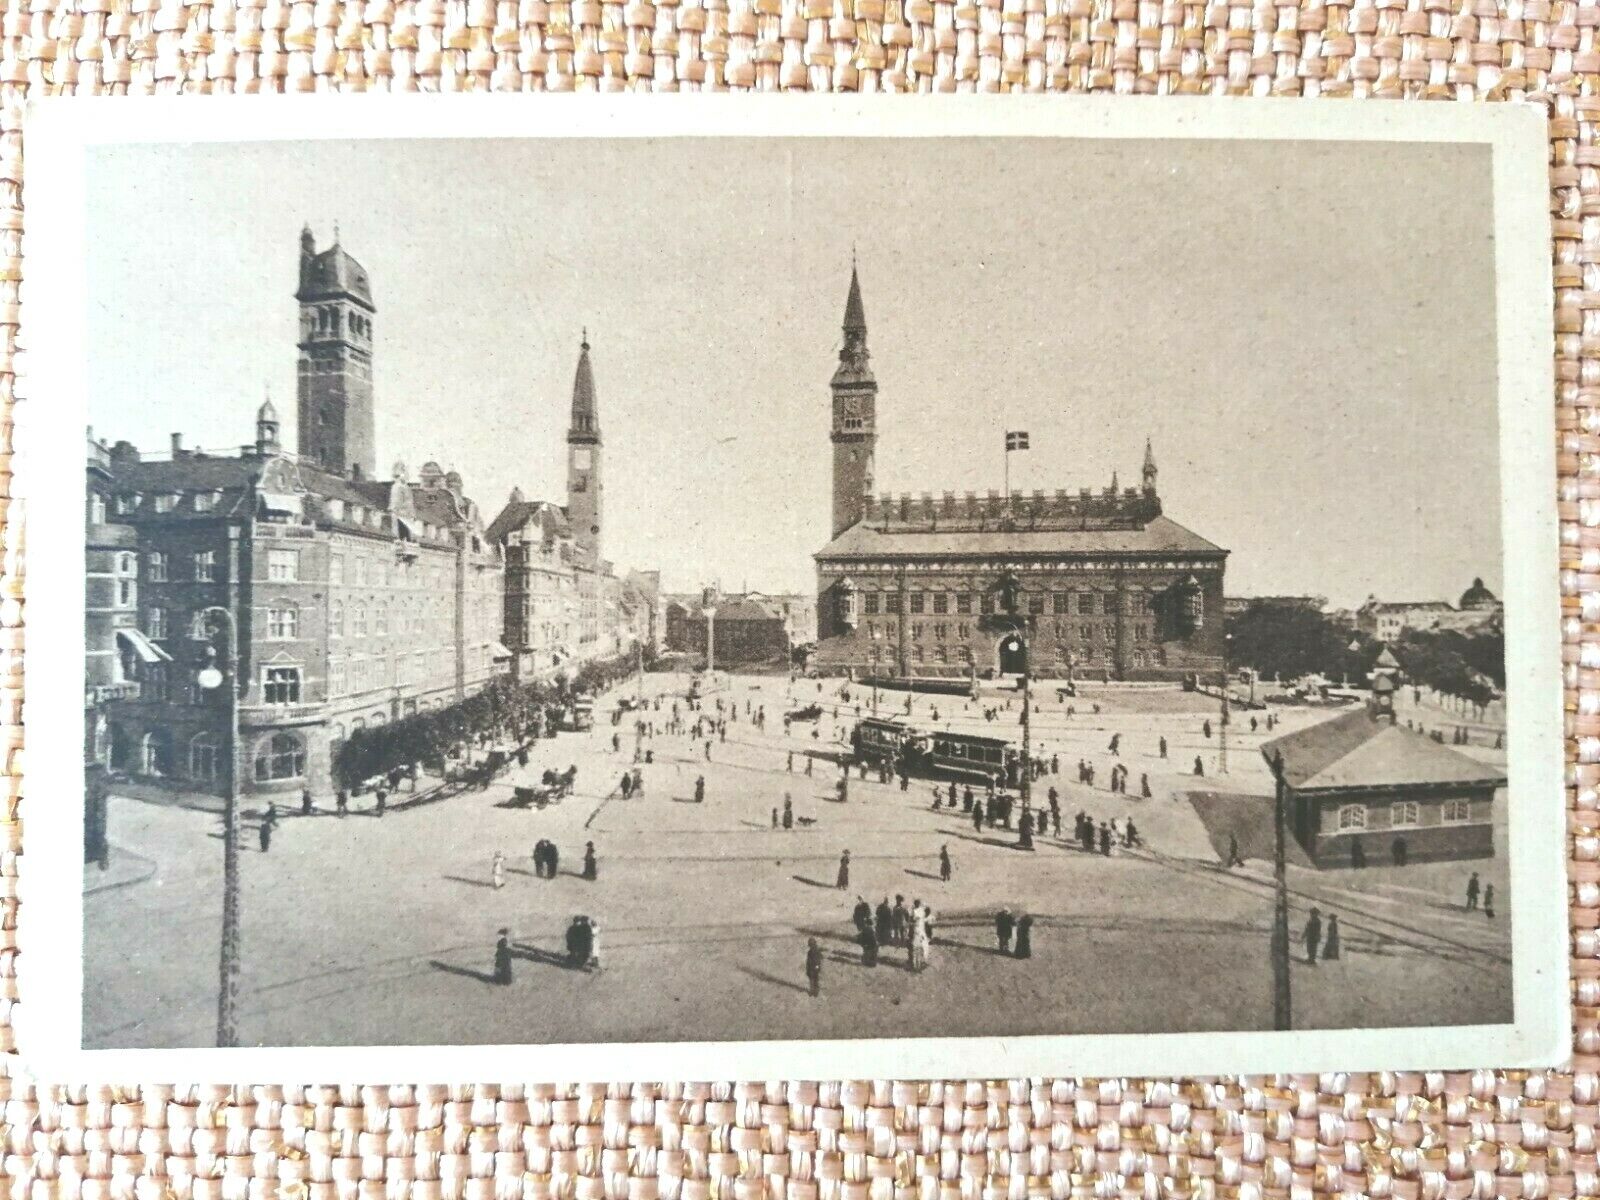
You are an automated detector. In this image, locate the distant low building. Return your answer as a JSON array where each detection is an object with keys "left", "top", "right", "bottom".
[
  {"left": 1262, "top": 704, "right": 1505, "bottom": 868},
  {"left": 1224, "top": 595, "right": 1326, "bottom": 617},
  {"left": 1356, "top": 579, "right": 1502, "bottom": 641},
  {"left": 746, "top": 591, "right": 817, "bottom": 645},
  {"left": 665, "top": 595, "right": 790, "bottom": 666}
]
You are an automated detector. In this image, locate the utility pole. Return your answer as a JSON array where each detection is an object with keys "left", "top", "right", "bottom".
[
  {"left": 1269, "top": 749, "right": 1293, "bottom": 1031},
  {"left": 1020, "top": 618, "right": 1032, "bottom": 818},
  {"left": 1219, "top": 691, "right": 1230, "bottom": 775}
]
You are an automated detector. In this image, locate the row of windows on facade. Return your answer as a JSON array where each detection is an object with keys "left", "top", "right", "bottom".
[
  {"left": 303, "top": 305, "right": 372, "bottom": 340},
  {"left": 301, "top": 358, "right": 373, "bottom": 381},
  {"left": 112, "top": 728, "right": 307, "bottom": 784},
  {"left": 862, "top": 643, "right": 1165, "bottom": 667},
  {"left": 862, "top": 620, "right": 1155, "bottom": 643},
  {"left": 132, "top": 643, "right": 495, "bottom": 707},
  {"left": 1334, "top": 799, "right": 1475, "bottom": 831},
  {"left": 97, "top": 487, "right": 455, "bottom": 543},
  {"left": 126, "top": 545, "right": 497, "bottom": 591},
  {"left": 142, "top": 596, "right": 491, "bottom": 644},
  {"left": 857, "top": 590, "right": 1176, "bottom": 617}
]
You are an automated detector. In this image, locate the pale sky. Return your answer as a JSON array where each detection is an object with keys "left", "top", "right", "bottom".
[{"left": 87, "top": 136, "right": 1501, "bottom": 606}]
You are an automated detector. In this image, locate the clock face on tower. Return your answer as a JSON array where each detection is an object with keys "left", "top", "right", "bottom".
[{"left": 573, "top": 448, "right": 591, "bottom": 470}]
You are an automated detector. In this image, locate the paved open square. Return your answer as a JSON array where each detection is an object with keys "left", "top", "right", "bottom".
[{"left": 85, "top": 673, "right": 1512, "bottom": 1048}]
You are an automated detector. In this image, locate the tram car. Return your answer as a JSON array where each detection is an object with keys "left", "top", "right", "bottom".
[
  {"left": 852, "top": 717, "right": 919, "bottom": 768},
  {"left": 926, "top": 730, "right": 1021, "bottom": 788}
]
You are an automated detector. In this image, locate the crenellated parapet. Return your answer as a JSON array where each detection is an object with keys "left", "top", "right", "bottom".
[{"left": 863, "top": 484, "right": 1163, "bottom": 531}]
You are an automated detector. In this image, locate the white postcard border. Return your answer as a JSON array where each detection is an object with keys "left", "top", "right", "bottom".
[{"left": 15, "top": 94, "right": 1568, "bottom": 1082}]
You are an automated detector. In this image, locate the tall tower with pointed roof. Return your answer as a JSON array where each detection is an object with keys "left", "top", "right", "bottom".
[
  {"left": 830, "top": 263, "right": 877, "bottom": 538},
  {"left": 566, "top": 332, "right": 603, "bottom": 563},
  {"left": 296, "top": 224, "right": 376, "bottom": 478}
]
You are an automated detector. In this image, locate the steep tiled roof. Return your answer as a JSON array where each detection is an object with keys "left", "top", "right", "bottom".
[
  {"left": 299, "top": 244, "right": 374, "bottom": 308},
  {"left": 1261, "top": 708, "right": 1507, "bottom": 792},
  {"left": 815, "top": 514, "right": 1225, "bottom": 560}
]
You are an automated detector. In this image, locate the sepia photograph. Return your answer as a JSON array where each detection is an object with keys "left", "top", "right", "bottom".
[{"left": 18, "top": 97, "right": 1565, "bottom": 1079}]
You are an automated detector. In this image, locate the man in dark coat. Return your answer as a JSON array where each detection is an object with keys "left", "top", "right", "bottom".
[
  {"left": 892, "top": 895, "right": 910, "bottom": 943},
  {"left": 859, "top": 923, "right": 879, "bottom": 968},
  {"left": 583, "top": 842, "right": 597, "bottom": 881},
  {"left": 1099, "top": 822, "right": 1112, "bottom": 856},
  {"left": 853, "top": 897, "right": 873, "bottom": 934},
  {"left": 995, "top": 909, "right": 1015, "bottom": 954},
  {"left": 805, "top": 938, "right": 824, "bottom": 997},
  {"left": 939, "top": 845, "right": 952, "bottom": 882},
  {"left": 836, "top": 850, "right": 851, "bottom": 890},
  {"left": 1014, "top": 913, "right": 1034, "bottom": 959},
  {"left": 258, "top": 817, "right": 273, "bottom": 853},
  {"left": 1303, "top": 907, "right": 1323, "bottom": 964},
  {"left": 494, "top": 929, "right": 513, "bottom": 985}
]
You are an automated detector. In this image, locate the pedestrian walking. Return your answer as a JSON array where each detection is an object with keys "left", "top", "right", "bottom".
[
  {"left": 548, "top": 842, "right": 561, "bottom": 878},
  {"left": 1484, "top": 884, "right": 1496, "bottom": 919},
  {"left": 1125, "top": 818, "right": 1140, "bottom": 848},
  {"left": 1159, "top": 736, "right": 1168, "bottom": 759},
  {"left": 694, "top": 775, "right": 706, "bottom": 803},
  {"left": 1099, "top": 822, "right": 1112, "bottom": 856},
  {"left": 939, "top": 844, "right": 952, "bottom": 882},
  {"left": 772, "top": 807, "right": 779, "bottom": 829},
  {"left": 492, "top": 850, "right": 506, "bottom": 889},
  {"left": 1203, "top": 719, "right": 1212, "bottom": 739},
  {"left": 1018, "top": 810, "right": 1034, "bottom": 850},
  {"left": 1193, "top": 755, "right": 1205, "bottom": 777},
  {"left": 1226, "top": 833, "right": 1244, "bottom": 868},
  {"left": 583, "top": 841, "right": 597, "bottom": 881},
  {"left": 336, "top": 789, "right": 348, "bottom": 817},
  {"left": 875, "top": 896, "right": 892, "bottom": 946},
  {"left": 805, "top": 937, "right": 824, "bottom": 997},
  {"left": 1140, "top": 773, "right": 1152, "bottom": 799},
  {"left": 301, "top": 788, "right": 313, "bottom": 816},
  {"left": 258, "top": 817, "right": 273, "bottom": 853},
  {"left": 494, "top": 929, "right": 513, "bottom": 985},
  {"left": 995, "top": 909, "right": 1015, "bottom": 955},
  {"left": 836, "top": 849, "right": 851, "bottom": 890},
  {"left": 783, "top": 795, "right": 794, "bottom": 829},
  {"left": 859, "top": 922, "right": 879, "bottom": 967},
  {"left": 1323, "top": 914, "right": 1341, "bottom": 960},
  {"left": 376, "top": 788, "right": 387, "bottom": 816},
  {"left": 1108, "top": 733, "right": 1120, "bottom": 756},
  {"left": 853, "top": 897, "right": 872, "bottom": 933},
  {"left": 620, "top": 772, "right": 633, "bottom": 799},
  {"left": 893, "top": 894, "right": 910, "bottom": 943},
  {"left": 972, "top": 804, "right": 984, "bottom": 833},
  {"left": 1014, "top": 913, "right": 1033, "bottom": 959},
  {"left": 1466, "top": 871, "right": 1481, "bottom": 911},
  {"left": 1303, "top": 907, "right": 1323, "bottom": 964}
]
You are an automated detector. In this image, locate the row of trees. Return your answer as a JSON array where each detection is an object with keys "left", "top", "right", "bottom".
[
  {"left": 1224, "top": 601, "right": 1504, "bottom": 713},
  {"left": 332, "top": 649, "right": 649, "bottom": 790}
]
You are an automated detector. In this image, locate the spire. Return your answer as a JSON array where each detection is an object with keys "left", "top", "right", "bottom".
[
  {"left": 844, "top": 263, "right": 867, "bottom": 334},
  {"left": 570, "top": 332, "right": 598, "bottom": 438},
  {"left": 1142, "top": 437, "right": 1158, "bottom": 492},
  {"left": 833, "top": 261, "right": 874, "bottom": 388}
]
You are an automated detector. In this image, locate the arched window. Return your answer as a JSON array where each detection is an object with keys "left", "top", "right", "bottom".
[
  {"left": 190, "top": 732, "right": 224, "bottom": 783},
  {"left": 254, "top": 732, "right": 306, "bottom": 782},
  {"left": 140, "top": 730, "right": 172, "bottom": 776}
]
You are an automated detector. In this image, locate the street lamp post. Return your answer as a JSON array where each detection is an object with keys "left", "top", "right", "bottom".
[
  {"left": 196, "top": 604, "right": 241, "bottom": 1048},
  {"left": 1268, "top": 749, "right": 1293, "bottom": 1031}
]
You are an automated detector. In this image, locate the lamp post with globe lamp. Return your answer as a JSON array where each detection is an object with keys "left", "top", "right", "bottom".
[{"left": 196, "top": 604, "right": 241, "bottom": 1048}]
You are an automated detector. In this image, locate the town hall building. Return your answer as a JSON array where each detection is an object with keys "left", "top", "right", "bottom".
[{"left": 813, "top": 266, "right": 1228, "bottom": 684}]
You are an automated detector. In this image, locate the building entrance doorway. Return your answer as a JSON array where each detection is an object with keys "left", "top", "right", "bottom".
[{"left": 997, "top": 634, "right": 1027, "bottom": 675}]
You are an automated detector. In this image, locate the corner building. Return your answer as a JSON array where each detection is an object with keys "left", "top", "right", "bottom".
[
  {"left": 813, "top": 267, "right": 1228, "bottom": 684},
  {"left": 90, "top": 230, "right": 506, "bottom": 798}
]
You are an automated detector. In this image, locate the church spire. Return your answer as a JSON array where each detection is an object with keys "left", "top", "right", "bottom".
[{"left": 1143, "top": 437, "right": 1157, "bottom": 492}]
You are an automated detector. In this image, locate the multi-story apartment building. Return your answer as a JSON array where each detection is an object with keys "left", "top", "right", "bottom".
[
  {"left": 87, "top": 228, "right": 507, "bottom": 798},
  {"left": 488, "top": 492, "right": 581, "bottom": 679}
]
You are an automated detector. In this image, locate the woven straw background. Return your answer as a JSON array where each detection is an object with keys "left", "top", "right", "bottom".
[{"left": 0, "top": 7, "right": 1590, "bottom": 1200}]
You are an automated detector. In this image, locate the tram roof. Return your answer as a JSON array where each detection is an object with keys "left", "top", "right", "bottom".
[{"left": 932, "top": 730, "right": 1013, "bottom": 748}]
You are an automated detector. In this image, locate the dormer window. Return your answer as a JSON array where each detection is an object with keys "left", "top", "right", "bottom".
[
  {"left": 193, "top": 491, "right": 220, "bottom": 512},
  {"left": 153, "top": 493, "right": 178, "bottom": 514},
  {"left": 116, "top": 493, "right": 138, "bottom": 514}
]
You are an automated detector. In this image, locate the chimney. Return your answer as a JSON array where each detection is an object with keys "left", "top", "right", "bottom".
[
  {"left": 170, "top": 432, "right": 185, "bottom": 458},
  {"left": 351, "top": 462, "right": 363, "bottom": 481}
]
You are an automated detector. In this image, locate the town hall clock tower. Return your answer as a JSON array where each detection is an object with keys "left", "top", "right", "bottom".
[
  {"left": 830, "top": 264, "right": 877, "bottom": 538},
  {"left": 567, "top": 332, "right": 603, "bottom": 564}
]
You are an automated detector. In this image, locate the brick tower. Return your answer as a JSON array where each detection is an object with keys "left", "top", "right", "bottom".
[
  {"left": 296, "top": 224, "right": 376, "bottom": 478},
  {"left": 567, "top": 331, "right": 603, "bottom": 563},
  {"left": 830, "top": 263, "right": 877, "bottom": 538}
]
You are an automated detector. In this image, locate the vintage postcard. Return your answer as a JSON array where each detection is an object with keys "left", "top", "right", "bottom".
[{"left": 16, "top": 96, "right": 1566, "bottom": 1080}]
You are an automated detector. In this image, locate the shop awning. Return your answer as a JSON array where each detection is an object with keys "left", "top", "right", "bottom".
[
  {"left": 116, "top": 628, "right": 172, "bottom": 664},
  {"left": 257, "top": 491, "right": 302, "bottom": 515},
  {"left": 491, "top": 641, "right": 515, "bottom": 659}
]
